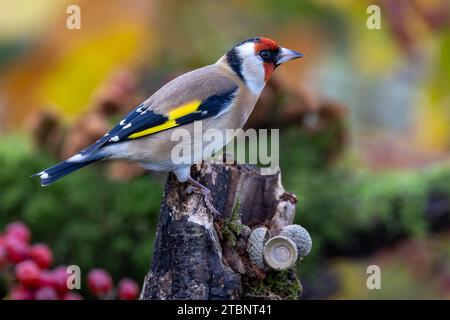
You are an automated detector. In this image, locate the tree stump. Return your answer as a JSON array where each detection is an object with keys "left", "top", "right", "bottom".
[{"left": 140, "top": 161, "right": 302, "bottom": 300}]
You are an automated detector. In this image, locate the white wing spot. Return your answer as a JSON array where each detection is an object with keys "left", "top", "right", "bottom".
[
  {"left": 40, "top": 172, "right": 49, "bottom": 179},
  {"left": 122, "top": 123, "right": 132, "bottom": 130},
  {"left": 201, "top": 111, "right": 208, "bottom": 115},
  {"left": 120, "top": 120, "right": 126, "bottom": 126},
  {"left": 137, "top": 106, "right": 145, "bottom": 113},
  {"left": 110, "top": 136, "right": 120, "bottom": 142},
  {"left": 68, "top": 154, "right": 85, "bottom": 162}
]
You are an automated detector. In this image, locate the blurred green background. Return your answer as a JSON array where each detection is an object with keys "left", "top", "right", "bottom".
[{"left": 1, "top": 0, "right": 450, "bottom": 299}]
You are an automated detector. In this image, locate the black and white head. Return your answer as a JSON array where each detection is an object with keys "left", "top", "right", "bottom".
[{"left": 223, "top": 37, "right": 303, "bottom": 95}]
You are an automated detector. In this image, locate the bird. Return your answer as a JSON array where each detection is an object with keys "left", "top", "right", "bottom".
[{"left": 33, "top": 37, "right": 303, "bottom": 215}]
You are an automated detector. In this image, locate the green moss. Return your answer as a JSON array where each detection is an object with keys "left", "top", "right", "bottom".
[
  {"left": 0, "top": 135, "right": 163, "bottom": 294},
  {"left": 278, "top": 128, "right": 450, "bottom": 279},
  {"left": 222, "top": 199, "right": 242, "bottom": 246},
  {"left": 2, "top": 131, "right": 450, "bottom": 298},
  {"left": 245, "top": 270, "right": 302, "bottom": 300}
]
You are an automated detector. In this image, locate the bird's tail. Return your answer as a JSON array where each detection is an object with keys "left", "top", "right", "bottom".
[{"left": 32, "top": 154, "right": 102, "bottom": 186}]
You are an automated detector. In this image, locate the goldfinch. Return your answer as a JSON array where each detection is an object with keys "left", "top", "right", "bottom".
[{"left": 33, "top": 37, "right": 303, "bottom": 213}]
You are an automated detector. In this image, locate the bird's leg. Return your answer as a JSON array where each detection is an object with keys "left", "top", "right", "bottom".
[{"left": 186, "top": 177, "right": 221, "bottom": 218}]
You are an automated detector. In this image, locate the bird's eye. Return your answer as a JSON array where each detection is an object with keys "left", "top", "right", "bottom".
[{"left": 259, "top": 50, "right": 271, "bottom": 60}]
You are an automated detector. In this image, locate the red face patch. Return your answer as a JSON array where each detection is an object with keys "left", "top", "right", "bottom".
[
  {"left": 254, "top": 37, "right": 279, "bottom": 52},
  {"left": 254, "top": 38, "right": 279, "bottom": 82},
  {"left": 262, "top": 63, "right": 275, "bottom": 82}
]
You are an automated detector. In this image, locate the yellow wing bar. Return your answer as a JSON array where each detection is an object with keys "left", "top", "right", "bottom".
[
  {"left": 168, "top": 99, "right": 201, "bottom": 120},
  {"left": 128, "top": 120, "right": 178, "bottom": 139},
  {"left": 128, "top": 99, "right": 202, "bottom": 139}
]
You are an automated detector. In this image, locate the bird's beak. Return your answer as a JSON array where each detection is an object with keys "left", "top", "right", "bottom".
[{"left": 277, "top": 47, "right": 304, "bottom": 64}]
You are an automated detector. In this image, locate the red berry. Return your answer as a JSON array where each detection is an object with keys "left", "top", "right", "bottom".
[
  {"left": 35, "top": 286, "right": 59, "bottom": 300},
  {"left": 30, "top": 243, "right": 53, "bottom": 269},
  {"left": 50, "top": 266, "right": 69, "bottom": 293},
  {"left": 15, "top": 260, "right": 41, "bottom": 287},
  {"left": 38, "top": 270, "right": 54, "bottom": 287},
  {"left": 4, "top": 236, "right": 29, "bottom": 263},
  {"left": 117, "top": 278, "right": 139, "bottom": 300},
  {"left": 5, "top": 222, "right": 31, "bottom": 243},
  {"left": 87, "top": 268, "right": 113, "bottom": 297},
  {"left": 10, "top": 286, "right": 34, "bottom": 300},
  {"left": 0, "top": 242, "right": 8, "bottom": 268},
  {"left": 62, "top": 292, "right": 83, "bottom": 300}
]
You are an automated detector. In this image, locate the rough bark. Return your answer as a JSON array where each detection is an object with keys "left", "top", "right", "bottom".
[{"left": 140, "top": 161, "right": 299, "bottom": 300}]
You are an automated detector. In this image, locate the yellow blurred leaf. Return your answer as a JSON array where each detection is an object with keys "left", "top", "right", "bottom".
[{"left": 38, "top": 24, "right": 146, "bottom": 117}]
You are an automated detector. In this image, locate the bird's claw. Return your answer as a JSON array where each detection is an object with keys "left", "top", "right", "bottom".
[{"left": 186, "top": 178, "right": 222, "bottom": 219}]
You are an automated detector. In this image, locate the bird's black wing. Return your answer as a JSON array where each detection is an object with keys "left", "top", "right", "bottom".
[{"left": 80, "top": 87, "right": 238, "bottom": 155}]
